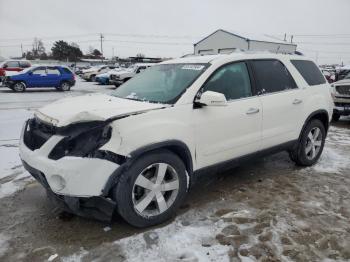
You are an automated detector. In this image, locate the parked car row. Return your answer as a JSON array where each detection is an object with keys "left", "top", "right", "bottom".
[
  {"left": 330, "top": 72, "right": 350, "bottom": 121},
  {"left": 78, "top": 63, "right": 156, "bottom": 87},
  {"left": 109, "top": 63, "right": 154, "bottom": 87}
]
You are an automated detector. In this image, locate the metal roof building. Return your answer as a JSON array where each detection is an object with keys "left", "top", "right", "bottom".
[{"left": 194, "top": 29, "right": 297, "bottom": 55}]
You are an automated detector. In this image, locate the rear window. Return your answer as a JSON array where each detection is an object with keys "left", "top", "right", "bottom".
[{"left": 291, "top": 60, "right": 326, "bottom": 86}]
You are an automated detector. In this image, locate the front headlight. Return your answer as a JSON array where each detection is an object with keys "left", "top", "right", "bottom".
[{"left": 49, "top": 123, "right": 112, "bottom": 160}]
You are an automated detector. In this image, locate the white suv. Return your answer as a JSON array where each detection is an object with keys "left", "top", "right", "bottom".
[
  {"left": 19, "top": 53, "right": 333, "bottom": 227},
  {"left": 109, "top": 63, "right": 155, "bottom": 87}
]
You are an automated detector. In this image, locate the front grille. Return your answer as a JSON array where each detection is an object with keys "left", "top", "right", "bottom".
[
  {"left": 336, "top": 85, "right": 350, "bottom": 96},
  {"left": 335, "top": 102, "right": 350, "bottom": 107},
  {"left": 23, "top": 118, "right": 56, "bottom": 150}
]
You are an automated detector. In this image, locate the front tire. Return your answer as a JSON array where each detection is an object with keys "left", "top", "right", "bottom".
[
  {"left": 289, "top": 119, "right": 326, "bottom": 166},
  {"left": 114, "top": 150, "right": 188, "bottom": 228},
  {"left": 12, "top": 81, "right": 26, "bottom": 92}
]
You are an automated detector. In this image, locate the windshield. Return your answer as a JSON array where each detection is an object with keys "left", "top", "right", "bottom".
[{"left": 112, "top": 63, "right": 208, "bottom": 104}]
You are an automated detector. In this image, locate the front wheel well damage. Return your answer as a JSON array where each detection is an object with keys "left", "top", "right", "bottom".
[{"left": 102, "top": 141, "right": 194, "bottom": 198}]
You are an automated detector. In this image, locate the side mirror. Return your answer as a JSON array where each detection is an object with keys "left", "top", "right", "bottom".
[
  {"left": 197, "top": 91, "right": 227, "bottom": 106},
  {"left": 3, "top": 64, "right": 7, "bottom": 69},
  {"left": 28, "top": 71, "right": 33, "bottom": 75}
]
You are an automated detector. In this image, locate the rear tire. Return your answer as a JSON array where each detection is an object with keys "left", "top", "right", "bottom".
[
  {"left": 58, "top": 81, "right": 71, "bottom": 91},
  {"left": 332, "top": 113, "right": 340, "bottom": 122},
  {"left": 90, "top": 75, "right": 96, "bottom": 82},
  {"left": 289, "top": 119, "right": 326, "bottom": 166},
  {"left": 113, "top": 149, "right": 188, "bottom": 228},
  {"left": 13, "top": 81, "right": 26, "bottom": 92}
]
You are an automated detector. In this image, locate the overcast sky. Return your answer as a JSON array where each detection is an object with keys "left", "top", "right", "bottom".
[{"left": 1, "top": 0, "right": 350, "bottom": 64}]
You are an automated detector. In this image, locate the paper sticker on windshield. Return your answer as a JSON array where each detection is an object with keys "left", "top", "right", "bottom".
[{"left": 181, "top": 65, "right": 205, "bottom": 71}]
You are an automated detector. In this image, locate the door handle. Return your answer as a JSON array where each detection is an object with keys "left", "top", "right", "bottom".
[
  {"left": 293, "top": 99, "right": 303, "bottom": 105},
  {"left": 246, "top": 108, "right": 260, "bottom": 115}
]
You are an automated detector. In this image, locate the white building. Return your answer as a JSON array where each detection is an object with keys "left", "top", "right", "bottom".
[{"left": 194, "top": 29, "right": 297, "bottom": 55}]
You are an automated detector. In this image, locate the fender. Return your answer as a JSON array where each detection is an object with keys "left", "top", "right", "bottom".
[
  {"left": 301, "top": 109, "right": 329, "bottom": 138},
  {"left": 101, "top": 139, "right": 194, "bottom": 197}
]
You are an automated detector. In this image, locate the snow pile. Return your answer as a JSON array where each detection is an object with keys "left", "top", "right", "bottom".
[
  {"left": 0, "top": 145, "right": 31, "bottom": 199},
  {"left": 311, "top": 146, "right": 349, "bottom": 174},
  {"left": 115, "top": 219, "right": 230, "bottom": 262}
]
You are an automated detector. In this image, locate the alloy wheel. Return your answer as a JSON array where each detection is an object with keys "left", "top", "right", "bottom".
[
  {"left": 13, "top": 82, "right": 24, "bottom": 92},
  {"left": 61, "top": 82, "right": 70, "bottom": 91},
  {"left": 132, "top": 163, "right": 179, "bottom": 217},
  {"left": 305, "top": 127, "right": 323, "bottom": 160}
]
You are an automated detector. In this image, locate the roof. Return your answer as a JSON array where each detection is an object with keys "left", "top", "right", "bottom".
[
  {"left": 195, "top": 29, "right": 297, "bottom": 47},
  {"left": 162, "top": 52, "right": 307, "bottom": 65},
  {"left": 162, "top": 54, "right": 226, "bottom": 64}
]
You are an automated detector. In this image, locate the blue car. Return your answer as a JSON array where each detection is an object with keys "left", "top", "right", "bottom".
[
  {"left": 3, "top": 65, "right": 76, "bottom": 92},
  {"left": 95, "top": 72, "right": 110, "bottom": 85}
]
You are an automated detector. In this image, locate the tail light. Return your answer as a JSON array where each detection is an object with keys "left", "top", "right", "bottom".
[{"left": 0, "top": 69, "right": 4, "bottom": 77}]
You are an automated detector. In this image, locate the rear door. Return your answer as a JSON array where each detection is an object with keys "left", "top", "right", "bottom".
[
  {"left": 46, "top": 67, "right": 61, "bottom": 86},
  {"left": 250, "top": 59, "right": 304, "bottom": 149}
]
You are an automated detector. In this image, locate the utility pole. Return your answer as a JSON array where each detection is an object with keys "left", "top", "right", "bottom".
[
  {"left": 100, "top": 33, "right": 104, "bottom": 62},
  {"left": 290, "top": 35, "right": 294, "bottom": 43},
  {"left": 284, "top": 33, "right": 286, "bottom": 42},
  {"left": 21, "top": 44, "right": 23, "bottom": 57}
]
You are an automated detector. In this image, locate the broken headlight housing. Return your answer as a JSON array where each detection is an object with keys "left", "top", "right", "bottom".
[{"left": 49, "top": 123, "right": 112, "bottom": 160}]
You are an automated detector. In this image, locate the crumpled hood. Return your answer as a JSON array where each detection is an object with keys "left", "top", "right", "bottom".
[{"left": 35, "top": 93, "right": 167, "bottom": 127}]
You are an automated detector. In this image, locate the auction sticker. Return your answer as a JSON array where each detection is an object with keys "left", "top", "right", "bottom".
[{"left": 181, "top": 65, "right": 205, "bottom": 70}]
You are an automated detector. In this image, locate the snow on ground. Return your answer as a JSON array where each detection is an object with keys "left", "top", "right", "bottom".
[
  {"left": 115, "top": 217, "right": 230, "bottom": 262},
  {"left": 0, "top": 234, "right": 10, "bottom": 258},
  {"left": 306, "top": 126, "right": 350, "bottom": 174},
  {"left": 0, "top": 109, "right": 33, "bottom": 198}
]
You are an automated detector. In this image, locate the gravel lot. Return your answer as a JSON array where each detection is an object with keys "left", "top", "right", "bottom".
[{"left": 0, "top": 79, "right": 349, "bottom": 262}]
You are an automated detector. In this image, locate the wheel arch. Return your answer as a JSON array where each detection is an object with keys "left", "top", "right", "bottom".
[
  {"left": 102, "top": 140, "right": 194, "bottom": 197},
  {"left": 130, "top": 140, "right": 194, "bottom": 175},
  {"left": 302, "top": 109, "right": 330, "bottom": 137}
]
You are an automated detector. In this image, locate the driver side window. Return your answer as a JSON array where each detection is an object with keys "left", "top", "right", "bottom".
[{"left": 202, "top": 62, "right": 252, "bottom": 101}]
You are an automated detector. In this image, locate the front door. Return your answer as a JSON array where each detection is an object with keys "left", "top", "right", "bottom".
[
  {"left": 194, "top": 61, "right": 262, "bottom": 169},
  {"left": 27, "top": 67, "right": 47, "bottom": 87}
]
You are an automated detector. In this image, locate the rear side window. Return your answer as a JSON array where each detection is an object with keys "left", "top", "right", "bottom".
[
  {"left": 6, "top": 61, "right": 19, "bottom": 68},
  {"left": 291, "top": 60, "right": 326, "bottom": 86},
  {"left": 61, "top": 67, "right": 72, "bottom": 74},
  {"left": 252, "top": 60, "right": 297, "bottom": 94},
  {"left": 47, "top": 68, "right": 61, "bottom": 75},
  {"left": 19, "top": 61, "right": 31, "bottom": 68}
]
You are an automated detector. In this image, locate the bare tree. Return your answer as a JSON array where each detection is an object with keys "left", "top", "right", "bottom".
[{"left": 32, "top": 37, "right": 46, "bottom": 58}]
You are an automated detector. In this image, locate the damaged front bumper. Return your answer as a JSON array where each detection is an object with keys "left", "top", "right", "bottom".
[
  {"left": 22, "top": 161, "right": 116, "bottom": 221},
  {"left": 19, "top": 119, "right": 122, "bottom": 221}
]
